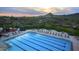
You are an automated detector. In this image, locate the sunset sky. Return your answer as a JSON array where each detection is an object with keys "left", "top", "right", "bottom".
[{"left": 0, "top": 7, "right": 79, "bottom": 16}]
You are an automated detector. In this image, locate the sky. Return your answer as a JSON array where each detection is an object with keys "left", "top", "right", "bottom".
[{"left": 0, "top": 7, "right": 79, "bottom": 16}]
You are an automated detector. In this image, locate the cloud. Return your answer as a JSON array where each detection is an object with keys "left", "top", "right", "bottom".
[
  {"left": 0, "top": 13, "right": 37, "bottom": 17},
  {"left": 53, "top": 7, "right": 79, "bottom": 15},
  {"left": 0, "top": 7, "right": 46, "bottom": 16},
  {"left": 0, "top": 7, "right": 79, "bottom": 16}
]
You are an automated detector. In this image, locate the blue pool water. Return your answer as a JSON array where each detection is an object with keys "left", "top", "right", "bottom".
[{"left": 6, "top": 32, "right": 72, "bottom": 51}]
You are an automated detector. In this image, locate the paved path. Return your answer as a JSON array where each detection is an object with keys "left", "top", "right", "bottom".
[{"left": 70, "top": 36, "right": 79, "bottom": 51}]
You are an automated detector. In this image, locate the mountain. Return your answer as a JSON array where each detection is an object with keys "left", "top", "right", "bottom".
[
  {"left": 0, "top": 13, "right": 79, "bottom": 36},
  {"left": 44, "top": 13, "right": 53, "bottom": 17}
]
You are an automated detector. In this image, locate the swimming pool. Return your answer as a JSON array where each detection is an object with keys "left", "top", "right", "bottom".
[{"left": 6, "top": 32, "right": 72, "bottom": 51}]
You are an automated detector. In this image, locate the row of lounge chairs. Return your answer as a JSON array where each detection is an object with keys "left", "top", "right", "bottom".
[
  {"left": 0, "top": 28, "right": 21, "bottom": 38},
  {"left": 30, "top": 29, "right": 70, "bottom": 39}
]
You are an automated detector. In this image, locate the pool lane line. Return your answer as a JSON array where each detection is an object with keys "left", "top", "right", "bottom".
[
  {"left": 9, "top": 42, "right": 27, "bottom": 51},
  {"left": 16, "top": 40, "right": 40, "bottom": 51},
  {"left": 27, "top": 34, "right": 66, "bottom": 47},
  {"left": 26, "top": 33, "right": 66, "bottom": 44},
  {"left": 21, "top": 37, "right": 61, "bottom": 51},
  {"left": 20, "top": 37, "right": 53, "bottom": 51},
  {"left": 26, "top": 36, "right": 64, "bottom": 51},
  {"left": 16, "top": 38, "right": 50, "bottom": 51}
]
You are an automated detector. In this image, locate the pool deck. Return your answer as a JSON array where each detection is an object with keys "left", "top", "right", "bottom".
[
  {"left": 69, "top": 36, "right": 79, "bottom": 51},
  {"left": 0, "top": 30, "right": 79, "bottom": 51}
]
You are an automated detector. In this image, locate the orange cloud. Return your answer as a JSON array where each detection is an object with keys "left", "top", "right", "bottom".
[{"left": 0, "top": 13, "right": 40, "bottom": 17}]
